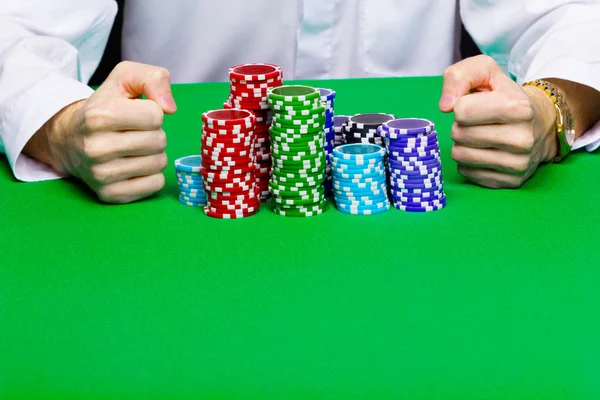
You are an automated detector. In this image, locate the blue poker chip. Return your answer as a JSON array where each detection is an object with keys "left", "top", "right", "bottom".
[
  {"left": 335, "top": 194, "right": 389, "bottom": 206},
  {"left": 175, "top": 155, "right": 202, "bottom": 173},
  {"left": 333, "top": 143, "right": 386, "bottom": 162},
  {"left": 337, "top": 199, "right": 390, "bottom": 211},
  {"left": 178, "top": 195, "right": 205, "bottom": 207},
  {"left": 180, "top": 189, "right": 206, "bottom": 197},
  {"left": 336, "top": 203, "right": 390, "bottom": 215},
  {"left": 333, "top": 170, "right": 386, "bottom": 180},
  {"left": 178, "top": 182, "right": 204, "bottom": 190}
]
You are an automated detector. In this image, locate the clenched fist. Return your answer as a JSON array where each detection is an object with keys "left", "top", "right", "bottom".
[
  {"left": 439, "top": 55, "right": 558, "bottom": 188},
  {"left": 25, "top": 61, "right": 177, "bottom": 203}
]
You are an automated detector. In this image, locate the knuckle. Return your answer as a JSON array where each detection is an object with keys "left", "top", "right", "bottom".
[
  {"left": 89, "top": 163, "right": 113, "bottom": 184},
  {"left": 453, "top": 101, "right": 469, "bottom": 124},
  {"left": 450, "top": 123, "right": 463, "bottom": 143},
  {"left": 515, "top": 133, "right": 535, "bottom": 152},
  {"left": 443, "top": 65, "right": 463, "bottom": 82},
  {"left": 114, "top": 60, "right": 135, "bottom": 74},
  {"left": 151, "top": 66, "right": 171, "bottom": 81},
  {"left": 510, "top": 157, "right": 531, "bottom": 174},
  {"left": 82, "top": 104, "right": 110, "bottom": 132},
  {"left": 450, "top": 144, "right": 463, "bottom": 163},
  {"left": 82, "top": 136, "right": 107, "bottom": 161},
  {"left": 147, "top": 101, "right": 165, "bottom": 129},
  {"left": 155, "top": 152, "right": 168, "bottom": 171},
  {"left": 507, "top": 98, "right": 535, "bottom": 122},
  {"left": 155, "top": 130, "right": 167, "bottom": 152}
]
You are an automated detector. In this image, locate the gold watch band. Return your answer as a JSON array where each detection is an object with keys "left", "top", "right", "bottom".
[{"left": 522, "top": 79, "right": 575, "bottom": 163}]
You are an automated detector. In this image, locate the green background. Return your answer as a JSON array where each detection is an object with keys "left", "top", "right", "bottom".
[{"left": 1, "top": 77, "right": 599, "bottom": 399}]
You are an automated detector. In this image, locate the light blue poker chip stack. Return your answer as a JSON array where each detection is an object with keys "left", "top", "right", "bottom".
[
  {"left": 331, "top": 143, "right": 390, "bottom": 215},
  {"left": 378, "top": 118, "right": 446, "bottom": 212},
  {"left": 175, "top": 155, "right": 207, "bottom": 207}
]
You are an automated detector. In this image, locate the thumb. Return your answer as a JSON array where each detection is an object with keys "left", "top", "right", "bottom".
[
  {"left": 99, "top": 61, "right": 177, "bottom": 114},
  {"left": 439, "top": 55, "right": 511, "bottom": 113}
]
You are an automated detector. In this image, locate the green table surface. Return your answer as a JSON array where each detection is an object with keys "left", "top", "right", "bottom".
[{"left": 1, "top": 77, "right": 600, "bottom": 400}]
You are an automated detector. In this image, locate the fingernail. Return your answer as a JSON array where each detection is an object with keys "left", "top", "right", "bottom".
[
  {"left": 161, "top": 95, "right": 177, "bottom": 112},
  {"left": 439, "top": 94, "right": 456, "bottom": 111}
]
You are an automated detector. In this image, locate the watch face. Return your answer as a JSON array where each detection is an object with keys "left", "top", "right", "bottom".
[{"left": 561, "top": 103, "right": 576, "bottom": 146}]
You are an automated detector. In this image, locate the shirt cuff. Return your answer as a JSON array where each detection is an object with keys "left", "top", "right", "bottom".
[{"left": 1, "top": 73, "right": 93, "bottom": 182}]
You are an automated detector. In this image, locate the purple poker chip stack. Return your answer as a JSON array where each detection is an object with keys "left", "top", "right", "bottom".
[{"left": 377, "top": 118, "right": 446, "bottom": 212}]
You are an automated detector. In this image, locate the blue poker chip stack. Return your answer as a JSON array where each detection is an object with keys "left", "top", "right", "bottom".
[
  {"left": 175, "top": 155, "right": 207, "bottom": 207},
  {"left": 333, "top": 115, "right": 349, "bottom": 147},
  {"left": 331, "top": 143, "right": 390, "bottom": 215},
  {"left": 318, "top": 88, "right": 336, "bottom": 196},
  {"left": 378, "top": 118, "right": 446, "bottom": 212}
]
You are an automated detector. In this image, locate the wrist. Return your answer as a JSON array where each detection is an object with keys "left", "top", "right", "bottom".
[
  {"left": 24, "top": 100, "right": 85, "bottom": 175},
  {"left": 522, "top": 85, "right": 559, "bottom": 163}
]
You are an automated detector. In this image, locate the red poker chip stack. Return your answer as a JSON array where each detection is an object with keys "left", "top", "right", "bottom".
[
  {"left": 224, "top": 63, "right": 283, "bottom": 202},
  {"left": 200, "top": 109, "right": 260, "bottom": 219}
]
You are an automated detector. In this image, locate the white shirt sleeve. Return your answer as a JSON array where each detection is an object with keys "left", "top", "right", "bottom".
[
  {"left": 461, "top": 0, "right": 600, "bottom": 152},
  {"left": 0, "top": 0, "right": 117, "bottom": 182}
]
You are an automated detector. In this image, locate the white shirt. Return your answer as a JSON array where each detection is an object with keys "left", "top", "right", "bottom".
[{"left": 1, "top": 0, "right": 600, "bottom": 182}]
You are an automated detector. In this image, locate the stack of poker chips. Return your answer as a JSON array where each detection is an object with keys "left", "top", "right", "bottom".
[
  {"left": 333, "top": 115, "right": 349, "bottom": 147},
  {"left": 200, "top": 109, "right": 260, "bottom": 219},
  {"left": 175, "top": 155, "right": 207, "bottom": 206},
  {"left": 267, "top": 85, "right": 327, "bottom": 217},
  {"left": 378, "top": 118, "right": 446, "bottom": 212},
  {"left": 342, "top": 113, "right": 395, "bottom": 146},
  {"left": 317, "top": 88, "right": 336, "bottom": 196},
  {"left": 331, "top": 144, "right": 390, "bottom": 215},
  {"left": 225, "top": 63, "right": 283, "bottom": 202}
]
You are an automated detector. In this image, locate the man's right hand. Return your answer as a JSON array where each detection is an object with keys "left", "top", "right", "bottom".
[{"left": 24, "top": 61, "right": 177, "bottom": 204}]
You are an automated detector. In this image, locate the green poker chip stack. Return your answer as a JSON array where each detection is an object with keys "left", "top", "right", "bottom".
[{"left": 267, "top": 85, "right": 327, "bottom": 217}]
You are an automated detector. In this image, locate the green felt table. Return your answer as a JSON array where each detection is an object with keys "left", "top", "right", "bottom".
[{"left": 1, "top": 77, "right": 600, "bottom": 400}]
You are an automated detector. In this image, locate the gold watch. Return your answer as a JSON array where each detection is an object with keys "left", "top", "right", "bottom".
[{"left": 522, "top": 79, "right": 575, "bottom": 162}]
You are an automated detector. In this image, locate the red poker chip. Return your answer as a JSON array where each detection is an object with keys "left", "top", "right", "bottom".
[
  {"left": 203, "top": 181, "right": 255, "bottom": 193},
  {"left": 204, "top": 209, "right": 258, "bottom": 219},
  {"left": 201, "top": 149, "right": 253, "bottom": 159},
  {"left": 202, "top": 125, "right": 254, "bottom": 136},
  {"left": 201, "top": 158, "right": 255, "bottom": 168},
  {"left": 202, "top": 174, "right": 255, "bottom": 185},
  {"left": 202, "top": 136, "right": 254, "bottom": 146},
  {"left": 200, "top": 168, "right": 253, "bottom": 179},
  {"left": 206, "top": 202, "right": 260, "bottom": 213},
  {"left": 228, "top": 63, "right": 282, "bottom": 81},
  {"left": 201, "top": 109, "right": 256, "bottom": 126},
  {"left": 229, "top": 80, "right": 283, "bottom": 90},
  {"left": 254, "top": 153, "right": 271, "bottom": 162},
  {"left": 229, "top": 77, "right": 283, "bottom": 87},
  {"left": 228, "top": 97, "right": 269, "bottom": 110},
  {"left": 202, "top": 147, "right": 251, "bottom": 156},
  {"left": 208, "top": 197, "right": 260, "bottom": 209},
  {"left": 208, "top": 191, "right": 258, "bottom": 202},
  {"left": 201, "top": 164, "right": 255, "bottom": 174}
]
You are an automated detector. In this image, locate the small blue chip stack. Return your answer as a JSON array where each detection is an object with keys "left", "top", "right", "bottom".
[
  {"left": 331, "top": 143, "right": 390, "bottom": 215},
  {"left": 175, "top": 155, "right": 207, "bottom": 206},
  {"left": 378, "top": 118, "right": 446, "bottom": 212},
  {"left": 317, "top": 88, "right": 336, "bottom": 196}
]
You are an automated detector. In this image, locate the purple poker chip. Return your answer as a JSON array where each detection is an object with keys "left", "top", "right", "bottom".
[
  {"left": 390, "top": 185, "right": 443, "bottom": 195},
  {"left": 390, "top": 171, "right": 443, "bottom": 181},
  {"left": 386, "top": 131, "right": 439, "bottom": 144},
  {"left": 390, "top": 178, "right": 443, "bottom": 189},
  {"left": 388, "top": 149, "right": 441, "bottom": 158},
  {"left": 388, "top": 158, "right": 442, "bottom": 168},
  {"left": 389, "top": 164, "right": 442, "bottom": 175},
  {"left": 388, "top": 143, "right": 440, "bottom": 153},
  {"left": 392, "top": 193, "right": 445, "bottom": 203},
  {"left": 394, "top": 196, "right": 447, "bottom": 208},
  {"left": 380, "top": 118, "right": 435, "bottom": 137},
  {"left": 394, "top": 202, "right": 446, "bottom": 212},
  {"left": 389, "top": 153, "right": 440, "bottom": 162}
]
